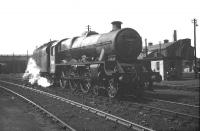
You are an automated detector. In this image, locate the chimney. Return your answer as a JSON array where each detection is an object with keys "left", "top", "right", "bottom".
[
  {"left": 173, "top": 30, "right": 177, "bottom": 41},
  {"left": 164, "top": 39, "right": 169, "bottom": 43},
  {"left": 145, "top": 38, "right": 148, "bottom": 56},
  {"left": 148, "top": 42, "right": 153, "bottom": 46},
  {"left": 111, "top": 21, "right": 122, "bottom": 31}
]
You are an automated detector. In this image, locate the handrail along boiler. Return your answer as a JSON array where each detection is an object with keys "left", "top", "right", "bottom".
[{"left": 32, "top": 21, "right": 161, "bottom": 98}]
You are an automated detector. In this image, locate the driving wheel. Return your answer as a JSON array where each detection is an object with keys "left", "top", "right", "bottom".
[
  {"left": 59, "top": 72, "right": 66, "bottom": 88},
  {"left": 69, "top": 80, "right": 78, "bottom": 92}
]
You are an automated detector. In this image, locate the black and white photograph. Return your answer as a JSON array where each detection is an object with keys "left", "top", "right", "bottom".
[{"left": 0, "top": 0, "right": 199, "bottom": 130}]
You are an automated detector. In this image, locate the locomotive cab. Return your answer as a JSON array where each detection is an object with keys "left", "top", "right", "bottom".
[{"left": 50, "top": 41, "right": 58, "bottom": 74}]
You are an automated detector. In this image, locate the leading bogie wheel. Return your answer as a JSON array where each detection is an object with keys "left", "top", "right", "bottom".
[
  {"left": 107, "top": 79, "right": 119, "bottom": 98},
  {"left": 80, "top": 80, "right": 91, "bottom": 93}
]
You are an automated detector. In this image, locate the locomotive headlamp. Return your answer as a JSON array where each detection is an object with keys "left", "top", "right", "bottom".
[
  {"left": 118, "top": 76, "right": 123, "bottom": 81},
  {"left": 108, "top": 55, "right": 116, "bottom": 61},
  {"left": 131, "top": 66, "right": 135, "bottom": 70},
  {"left": 118, "top": 75, "right": 131, "bottom": 83}
]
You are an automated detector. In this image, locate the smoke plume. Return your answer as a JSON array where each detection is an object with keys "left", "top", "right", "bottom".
[{"left": 23, "top": 58, "right": 51, "bottom": 87}]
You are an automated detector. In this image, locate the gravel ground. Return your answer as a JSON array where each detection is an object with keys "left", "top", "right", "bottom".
[{"left": 0, "top": 89, "right": 64, "bottom": 131}]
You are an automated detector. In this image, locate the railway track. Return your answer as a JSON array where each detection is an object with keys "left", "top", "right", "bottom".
[
  {"left": 4, "top": 76, "right": 199, "bottom": 106},
  {"left": 144, "top": 97, "right": 199, "bottom": 108},
  {"left": 0, "top": 80, "right": 154, "bottom": 131},
  {"left": 2, "top": 76, "right": 199, "bottom": 108},
  {"left": 124, "top": 97, "right": 199, "bottom": 120},
  {"left": 0, "top": 85, "right": 76, "bottom": 131},
  {"left": 68, "top": 87, "right": 199, "bottom": 120},
  {"left": 0, "top": 77, "right": 199, "bottom": 130}
]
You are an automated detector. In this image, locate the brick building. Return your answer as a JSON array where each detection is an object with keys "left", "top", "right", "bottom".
[
  {"left": 139, "top": 38, "right": 195, "bottom": 80},
  {"left": 0, "top": 54, "right": 30, "bottom": 74}
]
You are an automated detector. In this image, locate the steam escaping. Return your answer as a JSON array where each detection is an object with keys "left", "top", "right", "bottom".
[{"left": 23, "top": 58, "right": 51, "bottom": 87}]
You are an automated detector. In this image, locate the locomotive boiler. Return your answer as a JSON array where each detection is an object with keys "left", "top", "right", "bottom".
[
  {"left": 58, "top": 21, "right": 142, "bottom": 63},
  {"left": 32, "top": 21, "right": 160, "bottom": 98}
]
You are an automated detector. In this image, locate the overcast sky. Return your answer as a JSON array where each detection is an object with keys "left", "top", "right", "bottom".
[{"left": 0, "top": 0, "right": 199, "bottom": 57}]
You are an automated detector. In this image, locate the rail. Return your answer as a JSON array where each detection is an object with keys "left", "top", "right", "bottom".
[
  {"left": 0, "top": 85, "right": 76, "bottom": 131},
  {"left": 144, "top": 97, "right": 200, "bottom": 108},
  {"left": 0, "top": 80, "right": 155, "bottom": 131}
]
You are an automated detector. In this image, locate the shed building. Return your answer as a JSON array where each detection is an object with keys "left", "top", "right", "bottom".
[{"left": 139, "top": 38, "right": 195, "bottom": 80}]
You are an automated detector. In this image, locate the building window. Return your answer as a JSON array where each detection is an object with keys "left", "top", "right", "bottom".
[
  {"left": 183, "top": 61, "right": 193, "bottom": 72},
  {"left": 156, "top": 61, "right": 160, "bottom": 70}
]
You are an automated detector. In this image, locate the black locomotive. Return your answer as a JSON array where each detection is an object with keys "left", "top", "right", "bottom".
[{"left": 32, "top": 21, "right": 161, "bottom": 98}]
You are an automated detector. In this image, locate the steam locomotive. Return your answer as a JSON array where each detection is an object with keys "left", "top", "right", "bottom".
[{"left": 32, "top": 21, "right": 161, "bottom": 98}]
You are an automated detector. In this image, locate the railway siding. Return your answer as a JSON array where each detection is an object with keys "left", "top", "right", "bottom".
[
  {"left": 0, "top": 80, "right": 154, "bottom": 131},
  {"left": 0, "top": 78, "right": 199, "bottom": 130}
]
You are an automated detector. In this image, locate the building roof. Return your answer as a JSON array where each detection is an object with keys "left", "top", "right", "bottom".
[
  {"left": 147, "top": 42, "right": 173, "bottom": 52},
  {"left": 139, "top": 38, "right": 194, "bottom": 60},
  {"left": 0, "top": 63, "right": 6, "bottom": 65},
  {"left": 0, "top": 55, "right": 30, "bottom": 62}
]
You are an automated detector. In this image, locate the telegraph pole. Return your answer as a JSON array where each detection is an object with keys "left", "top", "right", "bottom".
[
  {"left": 192, "top": 18, "right": 198, "bottom": 78},
  {"left": 159, "top": 41, "right": 162, "bottom": 54}
]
